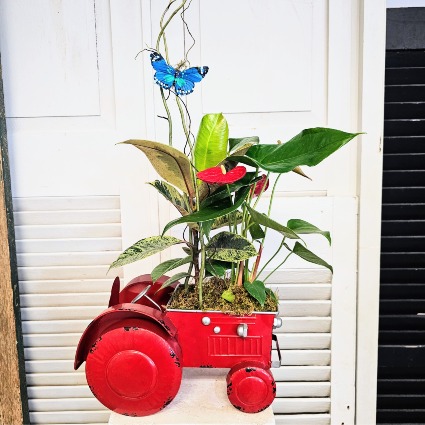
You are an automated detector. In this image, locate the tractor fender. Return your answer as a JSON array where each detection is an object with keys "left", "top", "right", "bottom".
[{"left": 74, "top": 303, "right": 177, "bottom": 370}]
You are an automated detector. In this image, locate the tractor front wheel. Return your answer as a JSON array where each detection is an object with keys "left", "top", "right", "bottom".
[{"left": 226, "top": 361, "right": 276, "bottom": 413}]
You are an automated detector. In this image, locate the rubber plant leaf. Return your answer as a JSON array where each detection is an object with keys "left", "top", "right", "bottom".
[
  {"left": 205, "top": 231, "right": 257, "bottom": 262},
  {"left": 292, "top": 241, "right": 333, "bottom": 273},
  {"left": 148, "top": 180, "right": 189, "bottom": 216},
  {"left": 246, "top": 204, "right": 300, "bottom": 240},
  {"left": 162, "top": 186, "right": 250, "bottom": 235},
  {"left": 121, "top": 140, "right": 195, "bottom": 198},
  {"left": 157, "top": 272, "right": 191, "bottom": 292},
  {"left": 232, "top": 128, "right": 361, "bottom": 173},
  {"left": 194, "top": 113, "right": 229, "bottom": 172},
  {"left": 151, "top": 256, "right": 192, "bottom": 283},
  {"left": 287, "top": 219, "right": 331, "bottom": 245},
  {"left": 110, "top": 236, "right": 183, "bottom": 269},
  {"left": 244, "top": 279, "right": 267, "bottom": 306}
]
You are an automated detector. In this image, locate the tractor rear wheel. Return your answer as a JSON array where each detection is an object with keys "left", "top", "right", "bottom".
[{"left": 85, "top": 319, "right": 182, "bottom": 416}]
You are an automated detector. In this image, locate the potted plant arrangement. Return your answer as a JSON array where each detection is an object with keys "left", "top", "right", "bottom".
[{"left": 74, "top": 0, "right": 360, "bottom": 418}]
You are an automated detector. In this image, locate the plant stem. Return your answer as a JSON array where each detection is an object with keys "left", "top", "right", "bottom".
[
  {"left": 262, "top": 250, "right": 293, "bottom": 283},
  {"left": 160, "top": 88, "right": 173, "bottom": 146},
  {"left": 259, "top": 173, "right": 281, "bottom": 247},
  {"left": 198, "top": 229, "right": 206, "bottom": 307},
  {"left": 257, "top": 237, "right": 286, "bottom": 278},
  {"left": 176, "top": 96, "right": 194, "bottom": 152},
  {"left": 156, "top": 1, "right": 187, "bottom": 52}
]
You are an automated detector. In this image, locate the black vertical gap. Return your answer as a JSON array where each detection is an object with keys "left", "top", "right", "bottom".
[
  {"left": 377, "top": 7, "right": 425, "bottom": 425},
  {"left": 0, "top": 56, "right": 30, "bottom": 423}
]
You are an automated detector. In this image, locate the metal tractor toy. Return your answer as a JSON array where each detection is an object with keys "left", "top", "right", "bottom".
[{"left": 75, "top": 275, "right": 282, "bottom": 417}]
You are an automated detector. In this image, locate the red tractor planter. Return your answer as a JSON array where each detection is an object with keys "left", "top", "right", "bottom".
[{"left": 75, "top": 275, "right": 282, "bottom": 417}]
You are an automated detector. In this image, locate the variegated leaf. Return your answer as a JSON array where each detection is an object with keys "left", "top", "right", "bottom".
[
  {"left": 110, "top": 236, "right": 183, "bottom": 269},
  {"left": 206, "top": 232, "right": 257, "bottom": 262},
  {"left": 121, "top": 140, "right": 195, "bottom": 198},
  {"left": 148, "top": 180, "right": 189, "bottom": 216}
]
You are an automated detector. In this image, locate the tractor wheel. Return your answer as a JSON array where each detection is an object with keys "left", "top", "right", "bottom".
[
  {"left": 226, "top": 361, "right": 276, "bottom": 413},
  {"left": 85, "top": 319, "right": 182, "bottom": 416}
]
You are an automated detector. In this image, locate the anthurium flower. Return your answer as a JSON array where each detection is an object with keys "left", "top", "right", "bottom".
[
  {"left": 252, "top": 174, "right": 269, "bottom": 197},
  {"left": 197, "top": 165, "right": 247, "bottom": 185}
]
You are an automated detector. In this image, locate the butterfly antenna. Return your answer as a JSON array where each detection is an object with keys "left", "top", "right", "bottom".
[{"left": 134, "top": 47, "right": 157, "bottom": 61}]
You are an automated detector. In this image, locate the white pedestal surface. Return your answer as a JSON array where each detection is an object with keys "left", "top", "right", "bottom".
[{"left": 108, "top": 368, "right": 275, "bottom": 425}]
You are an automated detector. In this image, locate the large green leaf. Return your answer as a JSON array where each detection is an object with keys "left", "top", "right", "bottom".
[
  {"left": 229, "top": 136, "right": 259, "bottom": 156},
  {"left": 244, "top": 279, "right": 267, "bottom": 306},
  {"left": 122, "top": 140, "right": 195, "bottom": 198},
  {"left": 206, "top": 232, "right": 257, "bottom": 262},
  {"left": 162, "top": 186, "right": 250, "bottom": 235},
  {"left": 148, "top": 180, "right": 189, "bottom": 216},
  {"left": 233, "top": 128, "right": 361, "bottom": 173},
  {"left": 194, "top": 113, "right": 229, "bottom": 172},
  {"left": 246, "top": 204, "right": 300, "bottom": 239},
  {"left": 287, "top": 219, "right": 331, "bottom": 244},
  {"left": 292, "top": 242, "right": 333, "bottom": 272},
  {"left": 151, "top": 256, "right": 192, "bottom": 283},
  {"left": 110, "top": 236, "right": 183, "bottom": 269}
]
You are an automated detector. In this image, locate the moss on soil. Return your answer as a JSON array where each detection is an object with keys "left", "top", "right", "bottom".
[{"left": 167, "top": 277, "right": 278, "bottom": 315}]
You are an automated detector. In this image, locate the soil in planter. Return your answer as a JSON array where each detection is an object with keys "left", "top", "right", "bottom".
[{"left": 167, "top": 277, "right": 278, "bottom": 315}]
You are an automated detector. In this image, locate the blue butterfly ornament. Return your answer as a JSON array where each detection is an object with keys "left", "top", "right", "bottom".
[{"left": 150, "top": 52, "right": 209, "bottom": 96}]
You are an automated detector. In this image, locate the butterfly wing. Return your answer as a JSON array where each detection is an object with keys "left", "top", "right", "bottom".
[
  {"left": 150, "top": 52, "right": 176, "bottom": 90},
  {"left": 174, "top": 66, "right": 209, "bottom": 96}
]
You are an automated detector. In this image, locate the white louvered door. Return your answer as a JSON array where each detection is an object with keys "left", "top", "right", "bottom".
[{"left": 1, "top": 1, "right": 360, "bottom": 424}]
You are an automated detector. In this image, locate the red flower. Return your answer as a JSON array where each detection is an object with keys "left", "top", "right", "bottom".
[
  {"left": 252, "top": 174, "right": 269, "bottom": 197},
  {"left": 197, "top": 165, "right": 247, "bottom": 185}
]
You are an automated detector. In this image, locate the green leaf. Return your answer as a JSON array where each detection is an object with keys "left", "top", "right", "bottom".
[
  {"left": 206, "top": 232, "right": 257, "bottom": 262},
  {"left": 121, "top": 140, "right": 195, "bottom": 198},
  {"left": 151, "top": 256, "right": 192, "bottom": 283},
  {"left": 222, "top": 289, "right": 235, "bottom": 303},
  {"left": 229, "top": 136, "right": 259, "bottom": 156},
  {"left": 246, "top": 204, "right": 300, "bottom": 239},
  {"left": 194, "top": 113, "right": 229, "bottom": 172},
  {"left": 110, "top": 236, "right": 182, "bottom": 269},
  {"left": 249, "top": 222, "right": 265, "bottom": 240},
  {"left": 205, "top": 260, "right": 231, "bottom": 277},
  {"left": 148, "top": 180, "right": 189, "bottom": 216},
  {"left": 157, "top": 272, "right": 190, "bottom": 292},
  {"left": 237, "top": 128, "right": 361, "bottom": 173},
  {"left": 201, "top": 220, "right": 214, "bottom": 238},
  {"left": 211, "top": 211, "right": 244, "bottom": 230},
  {"left": 244, "top": 279, "right": 267, "bottom": 306},
  {"left": 292, "top": 242, "right": 333, "bottom": 272},
  {"left": 287, "top": 219, "right": 331, "bottom": 245},
  {"left": 162, "top": 186, "right": 250, "bottom": 235},
  {"left": 266, "top": 287, "right": 278, "bottom": 302}
]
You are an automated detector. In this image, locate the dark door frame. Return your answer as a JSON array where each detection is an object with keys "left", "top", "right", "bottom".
[{"left": 0, "top": 54, "right": 30, "bottom": 424}]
